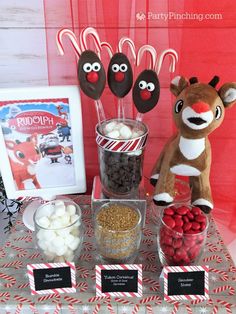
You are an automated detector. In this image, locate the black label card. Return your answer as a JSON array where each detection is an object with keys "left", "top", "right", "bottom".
[
  {"left": 168, "top": 271, "right": 205, "bottom": 296},
  {"left": 101, "top": 269, "right": 138, "bottom": 293},
  {"left": 33, "top": 266, "right": 72, "bottom": 291}
]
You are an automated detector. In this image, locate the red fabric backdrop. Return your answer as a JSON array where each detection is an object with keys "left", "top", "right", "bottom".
[{"left": 43, "top": 0, "right": 236, "bottom": 243}]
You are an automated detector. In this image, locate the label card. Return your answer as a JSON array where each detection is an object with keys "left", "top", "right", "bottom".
[
  {"left": 164, "top": 265, "right": 209, "bottom": 301},
  {"left": 27, "top": 262, "right": 76, "bottom": 295},
  {"left": 96, "top": 264, "right": 142, "bottom": 297}
]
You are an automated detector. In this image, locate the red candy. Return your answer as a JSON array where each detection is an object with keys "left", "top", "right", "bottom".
[
  {"left": 176, "top": 206, "right": 189, "bottom": 215},
  {"left": 162, "top": 216, "right": 175, "bottom": 229},
  {"left": 192, "top": 206, "right": 201, "bottom": 216},
  {"left": 159, "top": 205, "right": 208, "bottom": 266},
  {"left": 164, "top": 207, "right": 174, "bottom": 216}
]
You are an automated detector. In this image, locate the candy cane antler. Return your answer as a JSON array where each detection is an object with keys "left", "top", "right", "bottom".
[
  {"left": 118, "top": 37, "right": 136, "bottom": 60},
  {"left": 156, "top": 48, "right": 178, "bottom": 75},
  {"left": 56, "top": 29, "right": 81, "bottom": 58},
  {"left": 100, "top": 41, "right": 114, "bottom": 58},
  {"left": 80, "top": 27, "right": 102, "bottom": 54},
  {"left": 136, "top": 44, "right": 157, "bottom": 70}
]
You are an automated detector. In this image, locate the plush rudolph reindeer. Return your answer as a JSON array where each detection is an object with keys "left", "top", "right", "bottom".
[
  {"left": 5, "top": 134, "right": 41, "bottom": 190},
  {"left": 150, "top": 76, "right": 236, "bottom": 213}
]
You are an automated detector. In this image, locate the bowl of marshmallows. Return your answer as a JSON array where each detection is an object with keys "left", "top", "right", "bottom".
[{"left": 34, "top": 199, "right": 83, "bottom": 263}]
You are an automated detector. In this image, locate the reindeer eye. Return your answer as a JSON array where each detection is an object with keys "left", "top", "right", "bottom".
[
  {"left": 120, "top": 63, "right": 128, "bottom": 72},
  {"left": 175, "top": 100, "right": 184, "bottom": 113},
  {"left": 111, "top": 64, "right": 119, "bottom": 72},
  {"left": 16, "top": 150, "right": 25, "bottom": 159},
  {"left": 139, "top": 80, "right": 147, "bottom": 90},
  {"left": 215, "top": 106, "right": 222, "bottom": 120},
  {"left": 147, "top": 82, "right": 155, "bottom": 92},
  {"left": 92, "top": 62, "right": 101, "bottom": 72},
  {"left": 83, "top": 63, "right": 92, "bottom": 73}
]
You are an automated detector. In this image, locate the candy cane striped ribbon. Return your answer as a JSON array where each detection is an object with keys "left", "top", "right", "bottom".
[
  {"left": 68, "top": 304, "right": 76, "bottom": 314},
  {"left": 132, "top": 304, "right": 140, "bottom": 314},
  {"left": 77, "top": 281, "right": 88, "bottom": 292},
  {"left": 53, "top": 302, "right": 62, "bottom": 314},
  {"left": 92, "top": 303, "right": 101, "bottom": 314},
  {"left": 15, "top": 303, "right": 23, "bottom": 314},
  {"left": 1, "top": 260, "right": 23, "bottom": 269},
  {"left": 185, "top": 304, "right": 193, "bottom": 314},
  {"left": 114, "top": 297, "right": 134, "bottom": 305},
  {"left": 213, "top": 285, "right": 235, "bottom": 295},
  {"left": 106, "top": 303, "right": 116, "bottom": 314},
  {"left": 38, "top": 293, "right": 60, "bottom": 302},
  {"left": 223, "top": 251, "right": 232, "bottom": 262},
  {"left": 64, "top": 296, "right": 82, "bottom": 304},
  {"left": 17, "top": 283, "right": 29, "bottom": 289},
  {"left": 139, "top": 296, "right": 162, "bottom": 304},
  {"left": 0, "top": 272, "right": 16, "bottom": 288},
  {"left": 216, "top": 300, "right": 233, "bottom": 314},
  {"left": 29, "top": 303, "right": 40, "bottom": 314},
  {"left": 203, "top": 255, "right": 223, "bottom": 263},
  {"left": 146, "top": 304, "right": 154, "bottom": 314},
  {"left": 14, "top": 295, "right": 32, "bottom": 304},
  {"left": 0, "top": 292, "right": 10, "bottom": 303},
  {"left": 171, "top": 303, "right": 179, "bottom": 314},
  {"left": 212, "top": 305, "right": 218, "bottom": 314},
  {"left": 210, "top": 268, "right": 229, "bottom": 281}
]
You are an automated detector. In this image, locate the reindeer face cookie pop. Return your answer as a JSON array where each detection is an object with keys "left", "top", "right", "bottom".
[
  {"left": 108, "top": 38, "right": 136, "bottom": 98},
  {"left": 78, "top": 50, "right": 105, "bottom": 100}
]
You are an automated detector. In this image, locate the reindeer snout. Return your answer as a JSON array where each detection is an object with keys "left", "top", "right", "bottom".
[{"left": 191, "top": 102, "right": 210, "bottom": 114}]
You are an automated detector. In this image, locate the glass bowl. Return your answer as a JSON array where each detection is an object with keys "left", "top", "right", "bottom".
[
  {"left": 94, "top": 202, "right": 142, "bottom": 263},
  {"left": 157, "top": 204, "right": 209, "bottom": 266},
  {"left": 34, "top": 199, "right": 84, "bottom": 263}
]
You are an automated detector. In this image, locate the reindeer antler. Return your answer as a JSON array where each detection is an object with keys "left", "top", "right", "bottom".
[
  {"left": 56, "top": 29, "right": 81, "bottom": 58},
  {"left": 118, "top": 37, "right": 136, "bottom": 60},
  {"left": 156, "top": 48, "right": 178, "bottom": 75},
  {"left": 136, "top": 44, "right": 157, "bottom": 70}
]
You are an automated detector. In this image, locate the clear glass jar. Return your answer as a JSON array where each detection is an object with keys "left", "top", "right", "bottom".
[
  {"left": 96, "top": 118, "right": 148, "bottom": 198},
  {"left": 157, "top": 204, "right": 209, "bottom": 266},
  {"left": 94, "top": 202, "right": 142, "bottom": 263},
  {"left": 34, "top": 199, "right": 83, "bottom": 263}
]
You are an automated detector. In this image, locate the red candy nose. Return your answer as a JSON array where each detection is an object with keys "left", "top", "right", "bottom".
[
  {"left": 87, "top": 71, "right": 99, "bottom": 83},
  {"left": 115, "top": 72, "right": 125, "bottom": 82},
  {"left": 191, "top": 102, "right": 210, "bottom": 114},
  {"left": 140, "top": 89, "right": 151, "bottom": 101}
]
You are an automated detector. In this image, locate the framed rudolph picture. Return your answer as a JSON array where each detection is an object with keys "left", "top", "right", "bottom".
[{"left": 0, "top": 86, "right": 86, "bottom": 200}]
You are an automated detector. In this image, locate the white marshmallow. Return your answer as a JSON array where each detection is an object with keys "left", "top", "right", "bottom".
[
  {"left": 55, "top": 245, "right": 67, "bottom": 256},
  {"left": 40, "top": 229, "right": 57, "bottom": 241},
  {"left": 119, "top": 125, "right": 132, "bottom": 139},
  {"left": 37, "top": 216, "right": 50, "bottom": 228},
  {"left": 54, "top": 200, "right": 65, "bottom": 207},
  {"left": 50, "top": 219, "right": 64, "bottom": 229},
  {"left": 131, "top": 131, "right": 139, "bottom": 138},
  {"left": 53, "top": 236, "right": 65, "bottom": 247},
  {"left": 104, "top": 121, "right": 117, "bottom": 134},
  {"left": 60, "top": 212, "right": 70, "bottom": 227},
  {"left": 68, "top": 237, "right": 80, "bottom": 251},
  {"left": 35, "top": 204, "right": 54, "bottom": 219},
  {"left": 56, "top": 228, "right": 70, "bottom": 238},
  {"left": 66, "top": 204, "right": 76, "bottom": 216},
  {"left": 106, "top": 130, "right": 120, "bottom": 139},
  {"left": 54, "top": 205, "right": 66, "bottom": 217},
  {"left": 37, "top": 240, "right": 48, "bottom": 251},
  {"left": 64, "top": 234, "right": 75, "bottom": 245}
]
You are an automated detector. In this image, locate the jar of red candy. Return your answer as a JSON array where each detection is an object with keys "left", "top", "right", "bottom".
[{"left": 157, "top": 204, "right": 209, "bottom": 266}]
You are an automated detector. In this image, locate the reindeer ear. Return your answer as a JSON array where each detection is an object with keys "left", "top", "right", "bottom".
[
  {"left": 170, "top": 76, "right": 189, "bottom": 96},
  {"left": 5, "top": 141, "right": 15, "bottom": 150},
  {"left": 218, "top": 82, "right": 236, "bottom": 108}
]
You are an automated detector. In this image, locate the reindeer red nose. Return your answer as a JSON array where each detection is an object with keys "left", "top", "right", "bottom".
[
  {"left": 86, "top": 71, "right": 99, "bottom": 83},
  {"left": 191, "top": 102, "right": 210, "bottom": 114},
  {"left": 115, "top": 72, "right": 125, "bottom": 82},
  {"left": 140, "top": 90, "right": 151, "bottom": 101}
]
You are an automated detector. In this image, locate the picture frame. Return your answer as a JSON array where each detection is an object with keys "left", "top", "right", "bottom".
[{"left": 0, "top": 85, "right": 86, "bottom": 200}]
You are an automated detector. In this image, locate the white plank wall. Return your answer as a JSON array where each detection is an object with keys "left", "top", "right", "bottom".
[{"left": 0, "top": 0, "right": 48, "bottom": 87}]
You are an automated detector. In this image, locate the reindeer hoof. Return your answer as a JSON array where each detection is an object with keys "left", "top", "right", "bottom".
[
  {"left": 192, "top": 199, "right": 213, "bottom": 214},
  {"left": 197, "top": 205, "right": 212, "bottom": 214},
  {"left": 153, "top": 193, "right": 173, "bottom": 206},
  {"left": 150, "top": 174, "right": 159, "bottom": 187}
]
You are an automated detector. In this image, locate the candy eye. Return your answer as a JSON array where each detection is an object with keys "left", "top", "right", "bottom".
[
  {"left": 16, "top": 150, "right": 25, "bottom": 159},
  {"left": 120, "top": 63, "right": 128, "bottom": 72},
  {"left": 83, "top": 63, "right": 92, "bottom": 73},
  {"left": 175, "top": 100, "right": 184, "bottom": 113},
  {"left": 111, "top": 64, "right": 119, "bottom": 72},
  {"left": 92, "top": 62, "right": 101, "bottom": 72},
  {"left": 215, "top": 105, "right": 222, "bottom": 120},
  {"left": 147, "top": 82, "right": 155, "bottom": 91},
  {"left": 139, "top": 80, "right": 147, "bottom": 90}
]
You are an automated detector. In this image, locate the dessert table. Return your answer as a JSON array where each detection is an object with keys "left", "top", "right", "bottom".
[{"left": 0, "top": 195, "right": 235, "bottom": 314}]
